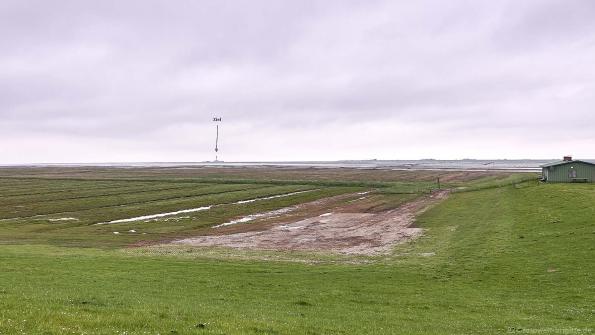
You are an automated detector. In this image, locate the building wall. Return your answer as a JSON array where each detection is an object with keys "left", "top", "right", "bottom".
[{"left": 544, "top": 162, "right": 595, "bottom": 182}]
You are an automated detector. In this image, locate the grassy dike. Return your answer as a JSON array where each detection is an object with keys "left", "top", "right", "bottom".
[{"left": 0, "top": 183, "right": 593, "bottom": 334}]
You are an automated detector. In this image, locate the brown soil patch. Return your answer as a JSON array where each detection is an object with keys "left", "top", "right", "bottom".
[{"left": 172, "top": 190, "right": 449, "bottom": 255}]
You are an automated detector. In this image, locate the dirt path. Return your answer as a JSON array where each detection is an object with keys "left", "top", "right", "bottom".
[{"left": 172, "top": 190, "right": 449, "bottom": 255}]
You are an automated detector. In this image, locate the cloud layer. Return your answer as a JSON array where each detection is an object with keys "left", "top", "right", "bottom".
[{"left": 1, "top": 0, "right": 594, "bottom": 163}]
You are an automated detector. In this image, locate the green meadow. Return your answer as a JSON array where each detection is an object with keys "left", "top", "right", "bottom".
[{"left": 0, "top": 168, "right": 592, "bottom": 334}]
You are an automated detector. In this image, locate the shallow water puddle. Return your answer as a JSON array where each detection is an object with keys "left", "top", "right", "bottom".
[
  {"left": 96, "top": 189, "right": 315, "bottom": 225},
  {"left": 143, "top": 215, "right": 190, "bottom": 223},
  {"left": 349, "top": 196, "right": 368, "bottom": 203},
  {"left": 233, "top": 190, "right": 314, "bottom": 204},
  {"left": 278, "top": 225, "right": 305, "bottom": 230},
  {"left": 97, "top": 206, "right": 212, "bottom": 225},
  {"left": 48, "top": 217, "right": 79, "bottom": 222},
  {"left": 214, "top": 206, "right": 296, "bottom": 228}
]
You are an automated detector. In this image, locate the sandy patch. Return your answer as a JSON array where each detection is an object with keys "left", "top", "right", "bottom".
[{"left": 173, "top": 190, "right": 449, "bottom": 255}]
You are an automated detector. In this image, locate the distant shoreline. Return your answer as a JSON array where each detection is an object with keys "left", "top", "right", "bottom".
[{"left": 3, "top": 159, "right": 589, "bottom": 172}]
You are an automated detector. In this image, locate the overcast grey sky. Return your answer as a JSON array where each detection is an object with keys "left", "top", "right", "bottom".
[{"left": 1, "top": 0, "right": 594, "bottom": 163}]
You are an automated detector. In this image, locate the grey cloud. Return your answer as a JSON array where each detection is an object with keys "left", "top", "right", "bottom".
[{"left": 1, "top": 0, "right": 594, "bottom": 162}]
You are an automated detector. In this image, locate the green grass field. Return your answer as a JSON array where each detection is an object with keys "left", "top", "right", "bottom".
[
  {"left": 0, "top": 176, "right": 363, "bottom": 248},
  {"left": 0, "top": 167, "right": 592, "bottom": 334}
]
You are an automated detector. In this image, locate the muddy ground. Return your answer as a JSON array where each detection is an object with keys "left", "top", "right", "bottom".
[{"left": 173, "top": 190, "right": 449, "bottom": 255}]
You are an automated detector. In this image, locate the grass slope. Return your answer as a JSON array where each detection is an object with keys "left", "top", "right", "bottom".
[{"left": 0, "top": 183, "right": 593, "bottom": 334}]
